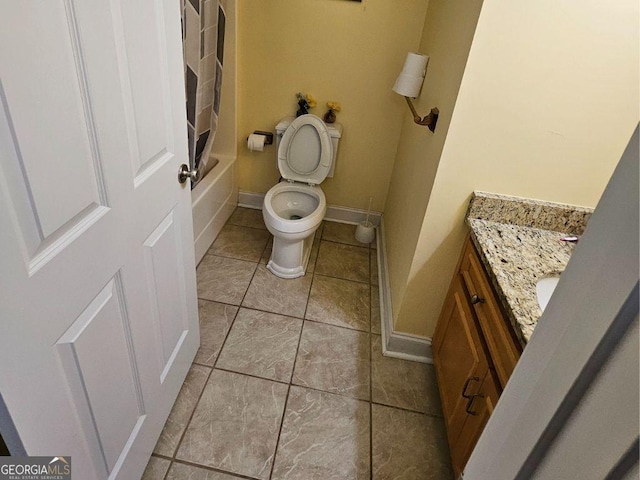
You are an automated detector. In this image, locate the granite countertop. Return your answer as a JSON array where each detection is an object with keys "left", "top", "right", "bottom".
[{"left": 466, "top": 192, "right": 593, "bottom": 346}]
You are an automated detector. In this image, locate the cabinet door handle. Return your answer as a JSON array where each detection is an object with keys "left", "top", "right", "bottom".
[
  {"left": 470, "top": 294, "right": 485, "bottom": 304},
  {"left": 465, "top": 393, "right": 485, "bottom": 416},
  {"left": 461, "top": 376, "right": 480, "bottom": 399}
]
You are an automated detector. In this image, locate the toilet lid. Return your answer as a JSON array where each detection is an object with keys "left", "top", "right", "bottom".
[{"left": 277, "top": 114, "right": 333, "bottom": 185}]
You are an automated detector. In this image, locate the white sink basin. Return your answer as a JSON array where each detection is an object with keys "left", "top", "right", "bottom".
[{"left": 536, "top": 275, "right": 561, "bottom": 313}]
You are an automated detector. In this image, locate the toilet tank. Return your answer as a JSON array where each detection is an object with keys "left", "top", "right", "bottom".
[{"left": 275, "top": 116, "right": 343, "bottom": 178}]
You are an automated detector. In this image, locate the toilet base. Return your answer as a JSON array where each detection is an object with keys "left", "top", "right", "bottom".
[{"left": 266, "top": 234, "right": 315, "bottom": 279}]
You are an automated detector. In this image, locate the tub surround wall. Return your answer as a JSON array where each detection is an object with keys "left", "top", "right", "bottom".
[
  {"left": 385, "top": 0, "right": 639, "bottom": 339},
  {"left": 236, "top": 0, "right": 429, "bottom": 213}
]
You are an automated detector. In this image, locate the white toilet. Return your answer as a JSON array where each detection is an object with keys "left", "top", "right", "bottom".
[{"left": 262, "top": 114, "right": 342, "bottom": 278}]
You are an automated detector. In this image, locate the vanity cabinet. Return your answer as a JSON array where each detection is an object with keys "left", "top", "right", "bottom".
[{"left": 433, "top": 236, "right": 522, "bottom": 477}]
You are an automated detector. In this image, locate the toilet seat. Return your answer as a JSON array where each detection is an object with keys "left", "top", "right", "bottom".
[
  {"left": 277, "top": 114, "right": 333, "bottom": 185},
  {"left": 263, "top": 182, "right": 326, "bottom": 234}
]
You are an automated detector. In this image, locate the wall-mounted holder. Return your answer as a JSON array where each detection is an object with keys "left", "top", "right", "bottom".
[
  {"left": 247, "top": 130, "right": 274, "bottom": 152},
  {"left": 404, "top": 97, "right": 439, "bottom": 133},
  {"left": 392, "top": 52, "right": 439, "bottom": 133},
  {"left": 248, "top": 131, "right": 273, "bottom": 145}
]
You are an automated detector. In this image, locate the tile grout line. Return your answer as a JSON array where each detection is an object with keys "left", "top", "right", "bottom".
[
  {"left": 303, "top": 316, "right": 369, "bottom": 334},
  {"left": 197, "top": 298, "right": 304, "bottom": 322},
  {"left": 301, "top": 254, "right": 317, "bottom": 323},
  {"left": 266, "top": 224, "right": 314, "bottom": 479},
  {"left": 228, "top": 222, "right": 268, "bottom": 232},
  {"left": 212, "top": 365, "right": 290, "bottom": 386},
  {"left": 267, "top": 286, "right": 309, "bottom": 479},
  {"left": 266, "top": 378, "right": 291, "bottom": 480},
  {"left": 148, "top": 452, "right": 171, "bottom": 480},
  {"left": 320, "top": 223, "right": 372, "bottom": 250},
  {"left": 266, "top": 240, "right": 319, "bottom": 479},
  {"left": 314, "top": 243, "right": 371, "bottom": 284},
  {"left": 313, "top": 270, "right": 370, "bottom": 285},
  {"left": 256, "top": 230, "right": 273, "bottom": 265},
  {"left": 156, "top": 364, "right": 216, "bottom": 475},
  {"left": 202, "top": 250, "right": 266, "bottom": 265},
  {"left": 290, "top": 235, "right": 374, "bottom": 403},
  {"left": 278, "top": 381, "right": 373, "bottom": 404},
  {"left": 269, "top": 239, "right": 336, "bottom": 479},
  {"left": 164, "top": 304, "right": 243, "bottom": 477},
  {"left": 226, "top": 215, "right": 269, "bottom": 232},
  {"left": 370, "top": 400, "right": 443, "bottom": 417},
  {"left": 234, "top": 253, "right": 261, "bottom": 311},
  {"left": 170, "top": 457, "right": 263, "bottom": 480},
  {"left": 202, "top": 254, "right": 371, "bottom": 286},
  {"left": 308, "top": 230, "right": 373, "bottom": 478},
  {"left": 195, "top": 298, "right": 373, "bottom": 335},
  {"left": 152, "top": 453, "right": 173, "bottom": 461},
  {"left": 264, "top": 247, "right": 318, "bottom": 477}
]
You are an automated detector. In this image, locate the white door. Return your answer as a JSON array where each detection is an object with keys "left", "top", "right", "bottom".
[{"left": 0, "top": 1, "right": 199, "bottom": 479}]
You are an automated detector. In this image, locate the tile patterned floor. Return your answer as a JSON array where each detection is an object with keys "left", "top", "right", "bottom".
[{"left": 143, "top": 208, "right": 453, "bottom": 480}]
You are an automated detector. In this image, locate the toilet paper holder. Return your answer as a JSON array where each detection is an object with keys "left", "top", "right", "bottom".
[{"left": 247, "top": 131, "right": 273, "bottom": 145}]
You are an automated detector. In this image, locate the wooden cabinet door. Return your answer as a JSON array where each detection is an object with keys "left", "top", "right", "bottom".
[
  {"left": 460, "top": 242, "right": 521, "bottom": 389},
  {"left": 450, "top": 371, "right": 500, "bottom": 476},
  {"left": 433, "top": 274, "right": 490, "bottom": 450}
]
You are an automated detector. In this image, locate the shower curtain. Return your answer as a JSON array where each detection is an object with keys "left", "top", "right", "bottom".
[{"left": 181, "top": 0, "right": 226, "bottom": 188}]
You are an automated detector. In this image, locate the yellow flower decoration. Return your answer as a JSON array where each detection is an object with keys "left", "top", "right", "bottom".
[
  {"left": 306, "top": 94, "right": 317, "bottom": 109},
  {"left": 326, "top": 101, "right": 341, "bottom": 112}
]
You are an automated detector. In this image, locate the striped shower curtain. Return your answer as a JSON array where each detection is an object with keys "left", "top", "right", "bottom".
[{"left": 180, "top": 0, "right": 226, "bottom": 188}]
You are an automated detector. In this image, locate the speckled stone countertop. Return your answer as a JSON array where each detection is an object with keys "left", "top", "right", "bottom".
[{"left": 466, "top": 192, "right": 593, "bottom": 345}]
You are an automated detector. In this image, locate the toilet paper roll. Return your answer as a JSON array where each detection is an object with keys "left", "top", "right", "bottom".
[
  {"left": 248, "top": 133, "right": 266, "bottom": 152},
  {"left": 393, "top": 73, "right": 425, "bottom": 98},
  {"left": 400, "top": 52, "right": 429, "bottom": 78}
]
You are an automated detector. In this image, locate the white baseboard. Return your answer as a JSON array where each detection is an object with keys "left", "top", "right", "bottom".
[
  {"left": 238, "top": 190, "right": 382, "bottom": 226},
  {"left": 237, "top": 191, "right": 264, "bottom": 209},
  {"left": 239, "top": 190, "right": 432, "bottom": 364},
  {"left": 377, "top": 216, "right": 434, "bottom": 364}
]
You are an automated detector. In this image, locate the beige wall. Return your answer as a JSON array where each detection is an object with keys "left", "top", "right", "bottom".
[
  {"left": 390, "top": 0, "right": 640, "bottom": 337},
  {"left": 383, "top": 0, "right": 484, "bottom": 325},
  {"left": 236, "top": 0, "right": 429, "bottom": 212}
]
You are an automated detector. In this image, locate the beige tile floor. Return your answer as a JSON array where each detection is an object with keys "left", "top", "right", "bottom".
[{"left": 142, "top": 208, "right": 453, "bottom": 480}]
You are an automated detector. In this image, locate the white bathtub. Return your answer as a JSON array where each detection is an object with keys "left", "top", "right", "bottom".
[{"left": 191, "top": 154, "right": 238, "bottom": 264}]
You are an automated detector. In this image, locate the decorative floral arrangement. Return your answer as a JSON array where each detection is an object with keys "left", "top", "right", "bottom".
[
  {"left": 323, "top": 101, "right": 341, "bottom": 124},
  {"left": 295, "top": 92, "right": 316, "bottom": 117}
]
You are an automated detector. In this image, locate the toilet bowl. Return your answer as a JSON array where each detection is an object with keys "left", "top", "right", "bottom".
[
  {"left": 262, "top": 183, "right": 326, "bottom": 278},
  {"left": 262, "top": 114, "right": 342, "bottom": 278}
]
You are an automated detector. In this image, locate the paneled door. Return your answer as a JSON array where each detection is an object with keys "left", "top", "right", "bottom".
[{"left": 0, "top": 1, "right": 199, "bottom": 479}]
